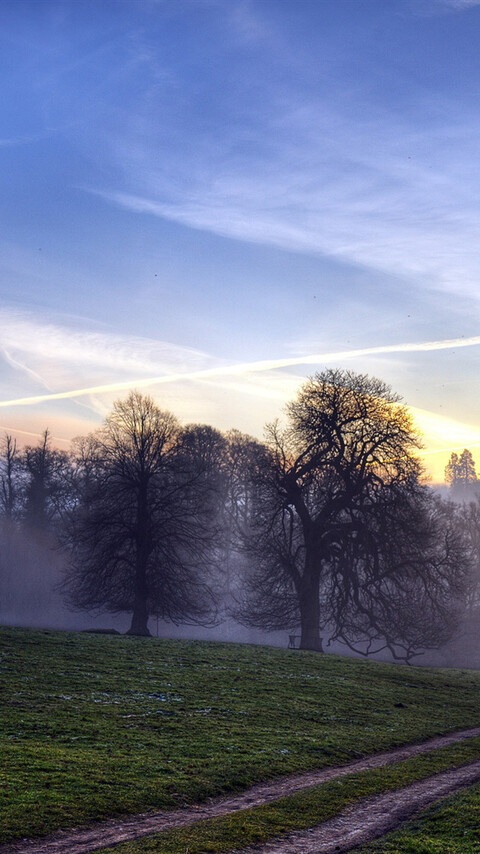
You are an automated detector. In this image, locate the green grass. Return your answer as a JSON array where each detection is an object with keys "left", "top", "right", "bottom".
[
  {"left": 357, "top": 782, "right": 480, "bottom": 853},
  {"left": 2, "top": 626, "right": 480, "bottom": 843},
  {"left": 93, "top": 737, "right": 480, "bottom": 853}
]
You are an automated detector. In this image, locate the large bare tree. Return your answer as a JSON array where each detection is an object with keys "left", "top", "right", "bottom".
[
  {"left": 238, "top": 370, "right": 469, "bottom": 659},
  {"left": 63, "top": 393, "right": 221, "bottom": 635}
]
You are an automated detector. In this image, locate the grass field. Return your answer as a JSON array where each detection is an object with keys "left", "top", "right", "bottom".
[
  {"left": 93, "top": 737, "right": 480, "bottom": 853},
  {"left": 357, "top": 782, "right": 480, "bottom": 853},
  {"left": 2, "top": 626, "right": 480, "bottom": 846}
]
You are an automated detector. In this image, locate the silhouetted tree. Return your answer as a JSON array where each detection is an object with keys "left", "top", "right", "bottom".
[
  {"left": 237, "top": 370, "right": 468, "bottom": 660},
  {"left": 0, "top": 434, "right": 19, "bottom": 522},
  {"left": 21, "top": 430, "right": 71, "bottom": 533},
  {"left": 445, "top": 452, "right": 459, "bottom": 489},
  {"left": 215, "top": 430, "right": 270, "bottom": 605},
  {"left": 445, "top": 449, "right": 479, "bottom": 501},
  {"left": 457, "top": 497, "right": 480, "bottom": 612},
  {"left": 322, "top": 492, "right": 468, "bottom": 659},
  {"left": 63, "top": 393, "right": 220, "bottom": 635}
]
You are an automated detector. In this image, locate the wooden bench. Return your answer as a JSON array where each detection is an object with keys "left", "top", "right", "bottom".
[{"left": 288, "top": 635, "right": 324, "bottom": 651}]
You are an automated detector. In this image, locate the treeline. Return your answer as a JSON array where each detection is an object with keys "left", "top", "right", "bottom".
[{"left": 1, "top": 370, "right": 480, "bottom": 662}]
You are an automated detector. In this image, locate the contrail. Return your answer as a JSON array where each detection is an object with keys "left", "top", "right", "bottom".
[
  {"left": 0, "top": 424, "right": 71, "bottom": 444},
  {"left": 1, "top": 334, "right": 479, "bottom": 409},
  {"left": 418, "top": 443, "right": 480, "bottom": 457}
]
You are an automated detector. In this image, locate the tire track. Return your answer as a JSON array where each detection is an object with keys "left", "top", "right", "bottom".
[
  {"left": 238, "top": 758, "right": 480, "bottom": 853},
  {"left": 2, "top": 727, "right": 480, "bottom": 854}
]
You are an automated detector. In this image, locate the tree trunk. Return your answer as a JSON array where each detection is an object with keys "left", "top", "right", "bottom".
[
  {"left": 126, "top": 486, "right": 151, "bottom": 637},
  {"left": 127, "top": 592, "right": 151, "bottom": 636},
  {"left": 298, "top": 558, "right": 323, "bottom": 651}
]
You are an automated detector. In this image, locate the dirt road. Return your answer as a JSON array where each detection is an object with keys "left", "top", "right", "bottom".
[
  {"left": 239, "top": 757, "right": 480, "bottom": 853},
  {"left": 2, "top": 726, "right": 480, "bottom": 854}
]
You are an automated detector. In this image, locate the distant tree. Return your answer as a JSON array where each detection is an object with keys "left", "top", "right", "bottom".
[
  {"left": 63, "top": 393, "right": 220, "bottom": 636},
  {"left": 457, "top": 497, "right": 480, "bottom": 613},
  {"left": 445, "top": 449, "right": 478, "bottom": 500},
  {"left": 459, "top": 449, "right": 477, "bottom": 484},
  {"left": 20, "top": 430, "right": 71, "bottom": 533},
  {"left": 0, "top": 434, "right": 19, "bottom": 522},
  {"left": 172, "top": 421, "right": 230, "bottom": 600},
  {"left": 217, "top": 430, "right": 270, "bottom": 604},
  {"left": 237, "top": 370, "right": 468, "bottom": 660},
  {"left": 445, "top": 452, "right": 459, "bottom": 488}
]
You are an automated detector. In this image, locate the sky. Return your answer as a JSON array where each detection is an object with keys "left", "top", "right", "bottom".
[{"left": 2, "top": 0, "right": 480, "bottom": 481}]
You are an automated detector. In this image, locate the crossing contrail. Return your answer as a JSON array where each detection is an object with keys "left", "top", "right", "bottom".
[
  {"left": 0, "top": 334, "right": 479, "bottom": 408},
  {"left": 0, "top": 424, "right": 71, "bottom": 444}
]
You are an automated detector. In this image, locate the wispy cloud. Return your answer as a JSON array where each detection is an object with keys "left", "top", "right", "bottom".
[
  {"left": 439, "top": 0, "right": 480, "bottom": 9},
  {"left": 24, "top": 0, "right": 477, "bottom": 307},
  {"left": 0, "top": 309, "right": 227, "bottom": 424},
  {"left": 3, "top": 313, "right": 480, "bottom": 480},
  {"left": 94, "top": 97, "right": 480, "bottom": 303},
  {"left": 0, "top": 133, "right": 46, "bottom": 147},
  {"left": 2, "top": 331, "right": 480, "bottom": 409},
  {"left": 411, "top": 406, "right": 480, "bottom": 449},
  {"left": 61, "top": 0, "right": 477, "bottom": 306},
  {"left": 0, "top": 309, "right": 214, "bottom": 385}
]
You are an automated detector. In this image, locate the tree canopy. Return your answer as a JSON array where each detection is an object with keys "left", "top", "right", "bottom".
[
  {"left": 237, "top": 370, "right": 468, "bottom": 660},
  {"left": 62, "top": 393, "right": 221, "bottom": 635}
]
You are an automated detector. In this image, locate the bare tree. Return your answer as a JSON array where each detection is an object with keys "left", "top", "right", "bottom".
[
  {"left": 215, "top": 430, "right": 270, "bottom": 604},
  {"left": 63, "top": 393, "right": 220, "bottom": 635},
  {"left": 321, "top": 491, "right": 469, "bottom": 660},
  {"left": 0, "top": 434, "right": 19, "bottom": 522},
  {"left": 238, "top": 370, "right": 468, "bottom": 659},
  {"left": 457, "top": 497, "right": 480, "bottom": 613},
  {"left": 21, "top": 430, "right": 72, "bottom": 533}
]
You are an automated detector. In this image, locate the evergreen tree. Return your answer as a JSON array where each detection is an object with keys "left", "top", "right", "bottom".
[{"left": 445, "top": 449, "right": 478, "bottom": 500}]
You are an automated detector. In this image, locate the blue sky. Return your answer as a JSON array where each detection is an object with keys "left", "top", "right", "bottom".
[{"left": 2, "top": 0, "right": 480, "bottom": 480}]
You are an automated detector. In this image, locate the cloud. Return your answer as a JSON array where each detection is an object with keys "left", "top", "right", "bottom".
[
  {"left": 7, "top": 1, "right": 480, "bottom": 309},
  {"left": 94, "top": 99, "right": 480, "bottom": 304},
  {"left": 411, "top": 406, "right": 480, "bottom": 451},
  {"left": 0, "top": 309, "right": 215, "bottom": 387},
  {"left": 439, "top": 0, "right": 480, "bottom": 8},
  {"left": 2, "top": 331, "right": 480, "bottom": 409},
  {"left": 72, "top": 2, "right": 480, "bottom": 307},
  {"left": 3, "top": 311, "right": 480, "bottom": 481},
  {"left": 0, "top": 133, "right": 44, "bottom": 147},
  {"left": 0, "top": 309, "right": 230, "bottom": 425}
]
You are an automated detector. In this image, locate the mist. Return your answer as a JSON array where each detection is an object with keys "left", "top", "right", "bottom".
[
  {"left": 0, "top": 520, "right": 288, "bottom": 646},
  {"left": 0, "top": 519, "right": 358, "bottom": 655},
  {"left": 0, "top": 519, "right": 467, "bottom": 667},
  {"left": 2, "top": 531, "right": 477, "bottom": 668},
  {"left": 0, "top": 522, "right": 129, "bottom": 633},
  {"left": 1, "top": 396, "right": 479, "bottom": 670}
]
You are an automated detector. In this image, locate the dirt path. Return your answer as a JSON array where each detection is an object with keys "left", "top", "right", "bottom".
[
  {"left": 238, "top": 758, "right": 480, "bottom": 853},
  {"left": 2, "top": 727, "right": 480, "bottom": 854}
]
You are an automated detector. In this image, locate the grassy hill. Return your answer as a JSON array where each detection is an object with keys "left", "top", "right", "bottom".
[{"left": 2, "top": 626, "right": 480, "bottom": 845}]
